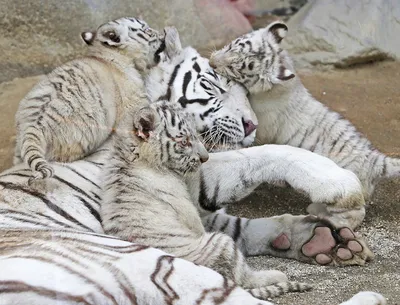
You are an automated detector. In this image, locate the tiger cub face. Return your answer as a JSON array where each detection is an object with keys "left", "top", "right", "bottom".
[
  {"left": 133, "top": 101, "right": 209, "bottom": 175},
  {"left": 209, "top": 21, "right": 295, "bottom": 94},
  {"left": 81, "top": 17, "right": 165, "bottom": 70}
]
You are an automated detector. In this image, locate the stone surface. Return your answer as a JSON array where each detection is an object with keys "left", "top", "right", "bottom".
[
  {"left": 254, "top": 0, "right": 307, "bottom": 12},
  {"left": 283, "top": 0, "right": 400, "bottom": 68},
  {"left": 0, "top": 0, "right": 253, "bottom": 82}
]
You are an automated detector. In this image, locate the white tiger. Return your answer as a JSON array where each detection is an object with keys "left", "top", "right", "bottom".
[
  {"left": 101, "top": 100, "right": 311, "bottom": 300},
  {"left": 0, "top": 17, "right": 383, "bottom": 304},
  {"left": 209, "top": 21, "right": 400, "bottom": 200},
  {"left": 0, "top": 108, "right": 384, "bottom": 305},
  {"left": 2, "top": 23, "right": 371, "bottom": 266},
  {"left": 0, "top": 229, "right": 386, "bottom": 305},
  {"left": 14, "top": 17, "right": 164, "bottom": 181}
]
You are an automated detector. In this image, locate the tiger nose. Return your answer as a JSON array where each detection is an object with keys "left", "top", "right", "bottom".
[
  {"left": 243, "top": 119, "right": 257, "bottom": 137},
  {"left": 209, "top": 54, "right": 217, "bottom": 69},
  {"left": 200, "top": 154, "right": 209, "bottom": 163},
  {"left": 209, "top": 59, "right": 216, "bottom": 69}
]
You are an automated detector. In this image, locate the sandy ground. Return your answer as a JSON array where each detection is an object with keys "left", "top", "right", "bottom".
[{"left": 0, "top": 61, "right": 399, "bottom": 304}]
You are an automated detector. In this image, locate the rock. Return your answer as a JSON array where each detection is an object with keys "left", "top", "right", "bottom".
[
  {"left": 0, "top": 0, "right": 253, "bottom": 83},
  {"left": 283, "top": 0, "right": 400, "bottom": 69},
  {"left": 253, "top": 0, "right": 308, "bottom": 16}
]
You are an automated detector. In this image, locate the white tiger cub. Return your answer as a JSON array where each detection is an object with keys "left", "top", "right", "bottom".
[
  {"left": 209, "top": 21, "right": 400, "bottom": 198},
  {"left": 14, "top": 17, "right": 165, "bottom": 181},
  {"left": 101, "top": 100, "right": 312, "bottom": 300}
]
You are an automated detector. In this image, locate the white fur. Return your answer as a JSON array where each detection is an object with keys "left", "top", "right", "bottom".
[
  {"left": 210, "top": 22, "right": 400, "bottom": 198},
  {"left": 14, "top": 17, "right": 161, "bottom": 180}
]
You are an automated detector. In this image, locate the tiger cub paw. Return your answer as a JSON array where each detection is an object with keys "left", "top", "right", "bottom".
[{"left": 269, "top": 215, "right": 374, "bottom": 266}]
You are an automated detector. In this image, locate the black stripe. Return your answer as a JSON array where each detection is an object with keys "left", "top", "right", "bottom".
[
  {"left": 137, "top": 32, "right": 148, "bottom": 41},
  {"left": 198, "top": 171, "right": 220, "bottom": 212},
  {"left": 182, "top": 71, "right": 192, "bottom": 94},
  {"left": 219, "top": 219, "right": 230, "bottom": 232},
  {"left": 63, "top": 165, "right": 101, "bottom": 189},
  {"left": 26, "top": 154, "right": 41, "bottom": 166},
  {"left": 53, "top": 175, "right": 100, "bottom": 205},
  {"left": 193, "top": 62, "right": 201, "bottom": 73},
  {"left": 232, "top": 218, "right": 242, "bottom": 241},
  {"left": 0, "top": 181, "right": 94, "bottom": 232},
  {"left": 24, "top": 132, "right": 41, "bottom": 143},
  {"left": 77, "top": 196, "right": 101, "bottom": 223},
  {"left": 158, "top": 61, "right": 184, "bottom": 101},
  {"left": 208, "top": 213, "right": 219, "bottom": 230}
]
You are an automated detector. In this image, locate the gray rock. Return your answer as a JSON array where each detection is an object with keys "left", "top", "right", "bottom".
[
  {"left": 283, "top": 0, "right": 400, "bottom": 68},
  {"left": 0, "top": 0, "right": 252, "bottom": 82}
]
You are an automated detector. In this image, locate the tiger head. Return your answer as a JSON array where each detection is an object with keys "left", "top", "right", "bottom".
[
  {"left": 147, "top": 46, "right": 258, "bottom": 152},
  {"left": 133, "top": 101, "right": 209, "bottom": 175},
  {"left": 81, "top": 17, "right": 165, "bottom": 72},
  {"left": 209, "top": 21, "right": 295, "bottom": 94}
]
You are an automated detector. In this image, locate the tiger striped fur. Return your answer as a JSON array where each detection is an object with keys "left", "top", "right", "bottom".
[
  {"left": 14, "top": 17, "right": 164, "bottom": 181},
  {"left": 146, "top": 28, "right": 258, "bottom": 151},
  {"left": 0, "top": 229, "right": 386, "bottom": 305},
  {"left": 0, "top": 17, "right": 382, "bottom": 302},
  {"left": 146, "top": 25, "right": 367, "bottom": 230},
  {"left": 210, "top": 21, "right": 400, "bottom": 199},
  {"left": 101, "top": 101, "right": 312, "bottom": 300},
  {"left": 0, "top": 105, "right": 383, "bottom": 304},
  {"left": 1, "top": 23, "right": 371, "bottom": 267}
]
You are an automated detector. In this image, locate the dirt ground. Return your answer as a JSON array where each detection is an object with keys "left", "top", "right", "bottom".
[{"left": 0, "top": 61, "right": 399, "bottom": 304}]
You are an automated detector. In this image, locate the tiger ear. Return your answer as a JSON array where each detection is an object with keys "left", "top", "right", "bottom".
[
  {"left": 277, "top": 65, "right": 295, "bottom": 81},
  {"left": 81, "top": 31, "right": 95, "bottom": 45},
  {"left": 133, "top": 107, "right": 158, "bottom": 141},
  {"left": 265, "top": 21, "right": 288, "bottom": 44}
]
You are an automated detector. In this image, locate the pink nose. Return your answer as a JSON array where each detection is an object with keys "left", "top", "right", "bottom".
[{"left": 243, "top": 119, "right": 257, "bottom": 137}]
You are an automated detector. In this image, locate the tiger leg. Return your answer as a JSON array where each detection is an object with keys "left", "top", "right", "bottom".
[
  {"left": 194, "top": 145, "right": 367, "bottom": 229},
  {"left": 204, "top": 212, "right": 374, "bottom": 266},
  {"left": 170, "top": 232, "right": 311, "bottom": 300}
]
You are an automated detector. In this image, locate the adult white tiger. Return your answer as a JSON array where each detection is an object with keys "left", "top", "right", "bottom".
[
  {"left": 146, "top": 26, "right": 371, "bottom": 265},
  {"left": 209, "top": 21, "right": 400, "bottom": 200}
]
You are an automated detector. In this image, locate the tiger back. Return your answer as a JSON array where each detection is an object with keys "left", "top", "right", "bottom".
[{"left": 14, "top": 17, "right": 165, "bottom": 182}]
